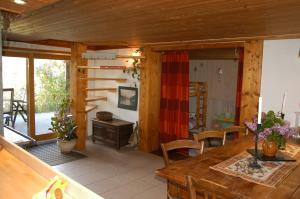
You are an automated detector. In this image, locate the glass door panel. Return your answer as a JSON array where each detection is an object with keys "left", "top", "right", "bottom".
[
  {"left": 34, "top": 59, "right": 68, "bottom": 136},
  {"left": 2, "top": 57, "right": 29, "bottom": 136}
]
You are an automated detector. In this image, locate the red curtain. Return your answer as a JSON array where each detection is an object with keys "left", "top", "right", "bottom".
[
  {"left": 235, "top": 48, "right": 244, "bottom": 125},
  {"left": 160, "top": 51, "right": 189, "bottom": 143}
]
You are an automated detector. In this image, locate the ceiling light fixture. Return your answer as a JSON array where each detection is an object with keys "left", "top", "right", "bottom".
[{"left": 14, "top": 0, "right": 27, "bottom": 5}]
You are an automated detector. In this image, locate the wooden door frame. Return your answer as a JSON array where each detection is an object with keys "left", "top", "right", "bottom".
[
  {"left": 3, "top": 50, "right": 70, "bottom": 141},
  {"left": 139, "top": 40, "right": 263, "bottom": 152}
]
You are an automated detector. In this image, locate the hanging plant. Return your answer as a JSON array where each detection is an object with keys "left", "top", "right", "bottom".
[{"left": 123, "top": 48, "right": 144, "bottom": 80}]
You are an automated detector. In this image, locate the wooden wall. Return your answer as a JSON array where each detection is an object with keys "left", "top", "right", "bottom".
[
  {"left": 240, "top": 40, "right": 264, "bottom": 124},
  {"left": 0, "top": 16, "right": 3, "bottom": 135},
  {"left": 139, "top": 47, "right": 162, "bottom": 152},
  {"left": 138, "top": 41, "right": 263, "bottom": 152},
  {"left": 70, "top": 43, "right": 87, "bottom": 150}
]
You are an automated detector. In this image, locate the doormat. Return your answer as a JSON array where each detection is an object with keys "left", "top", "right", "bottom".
[{"left": 27, "top": 142, "right": 87, "bottom": 166}]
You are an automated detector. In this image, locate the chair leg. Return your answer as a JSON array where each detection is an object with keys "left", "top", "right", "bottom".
[
  {"left": 11, "top": 115, "right": 15, "bottom": 128},
  {"left": 5, "top": 117, "right": 9, "bottom": 125}
]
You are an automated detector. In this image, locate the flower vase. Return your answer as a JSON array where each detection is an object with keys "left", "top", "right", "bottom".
[
  {"left": 278, "top": 136, "right": 286, "bottom": 150},
  {"left": 262, "top": 140, "right": 278, "bottom": 157}
]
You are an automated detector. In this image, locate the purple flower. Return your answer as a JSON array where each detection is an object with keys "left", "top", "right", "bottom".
[
  {"left": 258, "top": 128, "right": 272, "bottom": 141},
  {"left": 245, "top": 121, "right": 257, "bottom": 132}
]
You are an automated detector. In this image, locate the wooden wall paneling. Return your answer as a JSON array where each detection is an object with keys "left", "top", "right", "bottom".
[
  {"left": 239, "top": 40, "right": 263, "bottom": 124},
  {"left": 0, "top": 15, "right": 3, "bottom": 135},
  {"left": 70, "top": 43, "right": 87, "bottom": 150},
  {"left": 139, "top": 47, "right": 161, "bottom": 152},
  {"left": 7, "top": 1, "right": 300, "bottom": 47},
  {"left": 0, "top": 0, "right": 61, "bottom": 14}
]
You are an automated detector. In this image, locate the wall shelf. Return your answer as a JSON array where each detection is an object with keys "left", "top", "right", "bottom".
[
  {"left": 81, "top": 78, "right": 127, "bottom": 83},
  {"left": 85, "top": 105, "right": 98, "bottom": 112},
  {"left": 85, "top": 96, "right": 107, "bottom": 102},
  {"left": 86, "top": 88, "right": 117, "bottom": 92},
  {"left": 77, "top": 66, "right": 126, "bottom": 70}
]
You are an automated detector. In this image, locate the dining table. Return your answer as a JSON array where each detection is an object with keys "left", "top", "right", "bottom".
[{"left": 155, "top": 135, "right": 300, "bottom": 199}]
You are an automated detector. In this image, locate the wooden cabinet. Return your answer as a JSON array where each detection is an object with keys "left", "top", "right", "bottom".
[{"left": 92, "top": 119, "right": 134, "bottom": 150}]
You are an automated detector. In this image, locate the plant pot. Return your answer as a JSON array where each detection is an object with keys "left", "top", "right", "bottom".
[
  {"left": 57, "top": 139, "right": 76, "bottom": 154},
  {"left": 262, "top": 140, "right": 278, "bottom": 157}
]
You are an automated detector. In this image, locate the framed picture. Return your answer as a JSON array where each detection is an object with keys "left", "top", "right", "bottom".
[{"left": 118, "top": 86, "right": 138, "bottom": 111}]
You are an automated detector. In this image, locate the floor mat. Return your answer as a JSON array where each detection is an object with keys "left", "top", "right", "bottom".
[{"left": 27, "top": 141, "right": 87, "bottom": 166}]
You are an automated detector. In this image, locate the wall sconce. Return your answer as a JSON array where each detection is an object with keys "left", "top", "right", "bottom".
[{"left": 217, "top": 67, "right": 223, "bottom": 82}]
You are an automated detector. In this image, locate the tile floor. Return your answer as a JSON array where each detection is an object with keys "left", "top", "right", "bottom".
[{"left": 52, "top": 140, "right": 167, "bottom": 199}]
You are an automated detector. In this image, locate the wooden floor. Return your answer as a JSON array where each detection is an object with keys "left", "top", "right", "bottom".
[{"left": 0, "top": 149, "right": 48, "bottom": 199}]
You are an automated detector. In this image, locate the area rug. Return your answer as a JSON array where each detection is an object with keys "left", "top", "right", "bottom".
[
  {"left": 27, "top": 142, "right": 87, "bottom": 166},
  {"left": 210, "top": 146, "right": 300, "bottom": 188}
]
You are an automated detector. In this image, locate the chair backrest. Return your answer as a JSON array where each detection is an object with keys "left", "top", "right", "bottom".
[
  {"left": 186, "top": 176, "right": 244, "bottom": 199},
  {"left": 161, "top": 139, "right": 202, "bottom": 166},
  {"left": 193, "top": 130, "right": 226, "bottom": 154},
  {"left": 3, "top": 88, "right": 14, "bottom": 114},
  {"left": 222, "top": 125, "right": 248, "bottom": 136}
]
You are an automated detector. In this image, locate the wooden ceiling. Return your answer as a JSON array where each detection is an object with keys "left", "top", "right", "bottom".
[
  {"left": 4, "top": 0, "right": 300, "bottom": 47},
  {"left": 0, "top": 0, "right": 60, "bottom": 14}
]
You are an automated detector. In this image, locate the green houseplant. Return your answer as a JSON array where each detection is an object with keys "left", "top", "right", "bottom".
[
  {"left": 49, "top": 97, "right": 78, "bottom": 153},
  {"left": 123, "top": 48, "right": 144, "bottom": 80}
]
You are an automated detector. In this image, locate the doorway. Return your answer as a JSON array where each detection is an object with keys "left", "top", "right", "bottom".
[{"left": 188, "top": 48, "right": 243, "bottom": 133}]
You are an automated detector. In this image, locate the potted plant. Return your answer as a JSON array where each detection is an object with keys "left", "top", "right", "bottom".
[
  {"left": 245, "top": 111, "right": 298, "bottom": 157},
  {"left": 49, "top": 97, "right": 78, "bottom": 153}
]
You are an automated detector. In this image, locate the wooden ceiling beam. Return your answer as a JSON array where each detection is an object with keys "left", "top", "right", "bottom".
[
  {"left": 150, "top": 41, "right": 245, "bottom": 52},
  {"left": 3, "top": 46, "right": 70, "bottom": 56}
]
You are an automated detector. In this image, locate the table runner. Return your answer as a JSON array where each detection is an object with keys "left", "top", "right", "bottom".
[{"left": 210, "top": 144, "right": 300, "bottom": 188}]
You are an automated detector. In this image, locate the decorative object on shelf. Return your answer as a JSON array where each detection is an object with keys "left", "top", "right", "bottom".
[
  {"left": 49, "top": 97, "right": 78, "bottom": 154},
  {"left": 118, "top": 86, "right": 138, "bottom": 111},
  {"left": 123, "top": 48, "right": 144, "bottom": 80},
  {"left": 96, "top": 111, "right": 113, "bottom": 121},
  {"left": 245, "top": 110, "right": 298, "bottom": 158}
]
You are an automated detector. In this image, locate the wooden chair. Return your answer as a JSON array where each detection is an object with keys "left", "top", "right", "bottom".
[
  {"left": 186, "top": 176, "right": 245, "bottom": 199},
  {"left": 222, "top": 125, "right": 248, "bottom": 137},
  {"left": 161, "top": 139, "right": 202, "bottom": 166},
  {"left": 161, "top": 139, "right": 202, "bottom": 199},
  {"left": 193, "top": 130, "right": 226, "bottom": 154},
  {"left": 3, "top": 88, "right": 14, "bottom": 127}
]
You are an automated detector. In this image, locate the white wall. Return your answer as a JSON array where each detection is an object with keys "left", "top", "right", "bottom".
[
  {"left": 189, "top": 59, "right": 238, "bottom": 128},
  {"left": 261, "top": 39, "right": 300, "bottom": 127},
  {"left": 86, "top": 48, "right": 139, "bottom": 136}
]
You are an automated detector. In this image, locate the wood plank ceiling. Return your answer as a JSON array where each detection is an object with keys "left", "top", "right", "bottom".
[
  {"left": 3, "top": 0, "right": 300, "bottom": 47},
  {"left": 0, "top": 0, "right": 60, "bottom": 14}
]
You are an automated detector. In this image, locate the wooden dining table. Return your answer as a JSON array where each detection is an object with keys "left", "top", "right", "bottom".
[{"left": 155, "top": 135, "right": 300, "bottom": 199}]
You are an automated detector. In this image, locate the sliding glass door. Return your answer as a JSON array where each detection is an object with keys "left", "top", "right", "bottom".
[
  {"left": 33, "top": 59, "right": 69, "bottom": 137},
  {"left": 2, "top": 55, "right": 69, "bottom": 141},
  {"left": 2, "top": 57, "right": 29, "bottom": 135}
]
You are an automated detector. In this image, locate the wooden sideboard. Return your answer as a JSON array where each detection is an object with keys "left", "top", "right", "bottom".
[{"left": 92, "top": 118, "right": 134, "bottom": 150}]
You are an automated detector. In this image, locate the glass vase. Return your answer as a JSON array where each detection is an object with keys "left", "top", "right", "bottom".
[{"left": 278, "top": 136, "right": 286, "bottom": 150}]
